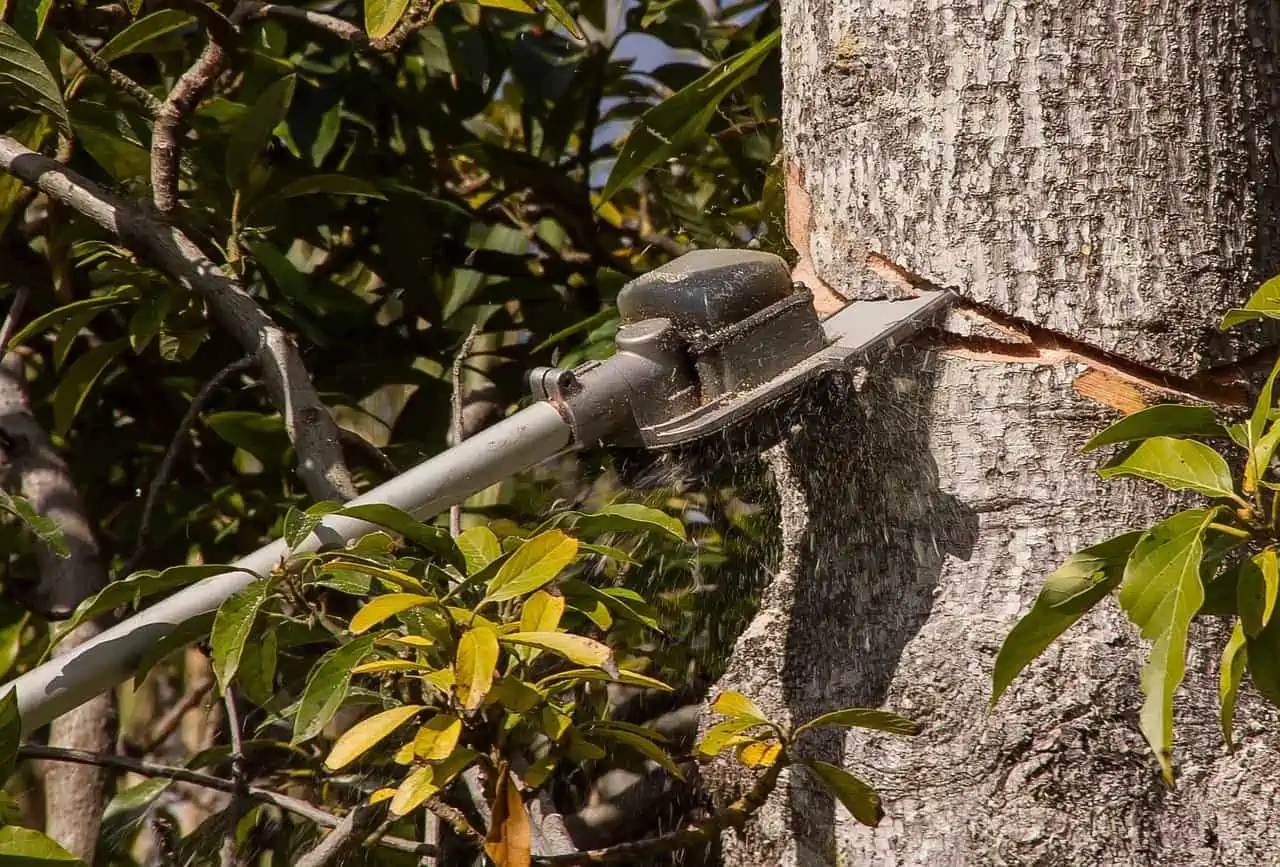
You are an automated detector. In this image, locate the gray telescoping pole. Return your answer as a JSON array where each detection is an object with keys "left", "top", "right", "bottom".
[{"left": 5, "top": 401, "right": 574, "bottom": 735}]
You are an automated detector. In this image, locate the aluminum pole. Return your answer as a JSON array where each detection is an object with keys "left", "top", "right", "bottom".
[{"left": 6, "top": 401, "right": 574, "bottom": 734}]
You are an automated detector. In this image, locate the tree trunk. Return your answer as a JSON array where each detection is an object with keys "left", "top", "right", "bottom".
[{"left": 711, "top": 2, "right": 1280, "bottom": 864}]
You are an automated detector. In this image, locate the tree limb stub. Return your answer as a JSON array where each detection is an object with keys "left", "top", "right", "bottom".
[{"left": 0, "top": 136, "right": 356, "bottom": 502}]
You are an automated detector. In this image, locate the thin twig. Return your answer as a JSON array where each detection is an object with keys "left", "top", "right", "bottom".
[
  {"left": 295, "top": 802, "right": 387, "bottom": 867},
  {"left": 136, "top": 679, "right": 214, "bottom": 755},
  {"left": 59, "top": 30, "right": 164, "bottom": 116},
  {"left": 450, "top": 325, "right": 481, "bottom": 538},
  {"left": 220, "top": 689, "right": 247, "bottom": 867},
  {"left": 122, "top": 355, "right": 254, "bottom": 576},
  {"left": 0, "top": 135, "right": 356, "bottom": 501},
  {"left": 0, "top": 286, "right": 31, "bottom": 352},
  {"left": 240, "top": 0, "right": 435, "bottom": 52}
]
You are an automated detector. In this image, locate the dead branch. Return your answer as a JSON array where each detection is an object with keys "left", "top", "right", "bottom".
[{"left": 0, "top": 136, "right": 357, "bottom": 501}]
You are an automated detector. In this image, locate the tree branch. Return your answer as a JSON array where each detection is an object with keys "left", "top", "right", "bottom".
[
  {"left": 450, "top": 325, "right": 481, "bottom": 538},
  {"left": 122, "top": 354, "right": 255, "bottom": 576},
  {"left": 150, "top": 3, "right": 241, "bottom": 217},
  {"left": 0, "top": 136, "right": 357, "bottom": 502},
  {"left": 239, "top": 0, "right": 435, "bottom": 52},
  {"left": 295, "top": 802, "right": 387, "bottom": 867},
  {"left": 219, "top": 689, "right": 247, "bottom": 867},
  {"left": 59, "top": 30, "right": 164, "bottom": 117}
]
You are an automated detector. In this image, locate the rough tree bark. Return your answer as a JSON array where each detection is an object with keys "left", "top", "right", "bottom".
[{"left": 711, "top": 2, "right": 1280, "bottom": 865}]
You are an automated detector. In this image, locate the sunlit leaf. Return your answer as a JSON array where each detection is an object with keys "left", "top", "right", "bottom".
[
  {"left": 696, "top": 718, "right": 761, "bottom": 757},
  {"left": 485, "top": 530, "right": 578, "bottom": 603},
  {"left": 413, "top": 713, "right": 462, "bottom": 761},
  {"left": 1238, "top": 549, "right": 1280, "bottom": 638},
  {"left": 588, "top": 725, "right": 683, "bottom": 779},
  {"left": 520, "top": 591, "right": 565, "bottom": 633},
  {"left": 536, "top": 667, "right": 672, "bottom": 693},
  {"left": 0, "top": 826, "right": 79, "bottom": 861},
  {"left": 365, "top": 0, "right": 410, "bottom": 40},
  {"left": 574, "top": 503, "right": 686, "bottom": 542},
  {"left": 0, "top": 489, "right": 66, "bottom": 557},
  {"left": 456, "top": 626, "right": 500, "bottom": 712},
  {"left": 350, "top": 593, "right": 439, "bottom": 634},
  {"left": 324, "top": 704, "right": 423, "bottom": 770},
  {"left": 795, "top": 707, "right": 919, "bottom": 737},
  {"left": 1117, "top": 509, "right": 1210, "bottom": 784},
  {"left": 1221, "top": 275, "right": 1280, "bottom": 329},
  {"left": 98, "top": 10, "right": 194, "bottom": 61},
  {"left": 500, "top": 631, "right": 612, "bottom": 669},
  {"left": 1082, "top": 404, "right": 1225, "bottom": 452},
  {"left": 457, "top": 526, "right": 502, "bottom": 576},
  {"left": 711, "top": 690, "right": 769, "bottom": 725},
  {"left": 390, "top": 764, "right": 436, "bottom": 816},
  {"left": 992, "top": 532, "right": 1142, "bottom": 704},
  {"left": 736, "top": 740, "right": 781, "bottom": 768},
  {"left": 1098, "top": 437, "right": 1236, "bottom": 500},
  {"left": 1220, "top": 620, "right": 1247, "bottom": 750}
]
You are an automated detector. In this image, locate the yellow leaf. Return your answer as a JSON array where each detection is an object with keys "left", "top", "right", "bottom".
[
  {"left": 393, "top": 741, "right": 415, "bottom": 765},
  {"left": 390, "top": 765, "right": 437, "bottom": 816},
  {"left": 324, "top": 705, "right": 423, "bottom": 770},
  {"left": 319, "top": 561, "right": 425, "bottom": 592},
  {"left": 349, "top": 593, "right": 438, "bottom": 634},
  {"left": 369, "top": 787, "right": 396, "bottom": 804},
  {"left": 736, "top": 740, "right": 782, "bottom": 768},
  {"left": 448, "top": 606, "right": 500, "bottom": 631},
  {"left": 471, "top": 0, "right": 535, "bottom": 11},
  {"left": 484, "top": 769, "right": 532, "bottom": 867},
  {"left": 485, "top": 530, "right": 579, "bottom": 603},
  {"left": 414, "top": 713, "right": 462, "bottom": 761},
  {"left": 365, "top": 0, "right": 409, "bottom": 40},
  {"left": 381, "top": 634, "right": 434, "bottom": 648},
  {"left": 500, "top": 632, "right": 612, "bottom": 669},
  {"left": 455, "top": 627, "right": 500, "bottom": 712},
  {"left": 520, "top": 591, "right": 565, "bottom": 633},
  {"left": 351, "top": 659, "right": 425, "bottom": 675},
  {"left": 711, "top": 690, "right": 769, "bottom": 724},
  {"left": 419, "top": 668, "right": 456, "bottom": 693}
]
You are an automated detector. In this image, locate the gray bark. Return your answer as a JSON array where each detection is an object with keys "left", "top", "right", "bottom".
[{"left": 711, "top": 2, "right": 1280, "bottom": 865}]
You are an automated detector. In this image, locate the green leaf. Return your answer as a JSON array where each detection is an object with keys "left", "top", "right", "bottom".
[
  {"left": 98, "top": 10, "right": 194, "bottom": 62},
  {"left": 484, "top": 530, "right": 578, "bottom": 604},
  {"left": 1117, "top": 509, "right": 1211, "bottom": 784},
  {"left": 205, "top": 412, "right": 291, "bottom": 464},
  {"left": 1097, "top": 437, "right": 1237, "bottom": 500},
  {"left": 55, "top": 564, "right": 236, "bottom": 650},
  {"left": 457, "top": 526, "right": 502, "bottom": 576},
  {"left": 128, "top": 293, "right": 171, "bottom": 354},
  {"left": 293, "top": 634, "right": 377, "bottom": 743},
  {"left": 349, "top": 593, "right": 439, "bottom": 634},
  {"left": 237, "top": 628, "right": 278, "bottom": 708},
  {"left": 0, "top": 22, "right": 70, "bottom": 135},
  {"left": 100, "top": 778, "right": 172, "bottom": 845},
  {"left": 365, "top": 0, "right": 410, "bottom": 40},
  {"left": 51, "top": 339, "right": 125, "bottom": 435},
  {"left": 535, "top": 667, "right": 672, "bottom": 693},
  {"left": 802, "top": 761, "right": 883, "bottom": 827},
  {"left": 274, "top": 174, "right": 387, "bottom": 201},
  {"left": 1082, "top": 404, "right": 1225, "bottom": 452},
  {"left": 0, "top": 826, "right": 80, "bottom": 862},
  {"left": 991, "top": 532, "right": 1142, "bottom": 704},
  {"left": 500, "top": 631, "right": 612, "bottom": 669},
  {"left": 324, "top": 704, "right": 423, "bottom": 770},
  {"left": 1220, "top": 620, "right": 1247, "bottom": 750},
  {"left": 601, "top": 29, "right": 780, "bottom": 201},
  {"left": 456, "top": 626, "right": 500, "bottom": 712},
  {"left": 210, "top": 578, "right": 271, "bottom": 693},
  {"left": 1238, "top": 548, "right": 1280, "bottom": 638},
  {"left": 711, "top": 690, "right": 769, "bottom": 725},
  {"left": 282, "top": 502, "right": 340, "bottom": 549},
  {"left": 12, "top": 0, "right": 52, "bottom": 42},
  {"left": 226, "top": 75, "right": 296, "bottom": 190},
  {"left": 0, "top": 689, "right": 19, "bottom": 782},
  {"left": 795, "top": 708, "right": 919, "bottom": 737},
  {"left": 1221, "top": 274, "right": 1280, "bottom": 329},
  {"left": 0, "top": 489, "right": 66, "bottom": 557},
  {"left": 532, "top": 0, "right": 582, "bottom": 38},
  {"left": 334, "top": 504, "right": 463, "bottom": 568},
  {"left": 696, "top": 718, "right": 760, "bottom": 757},
  {"left": 574, "top": 503, "right": 686, "bottom": 542}
]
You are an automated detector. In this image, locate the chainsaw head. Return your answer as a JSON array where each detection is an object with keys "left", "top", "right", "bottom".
[{"left": 527, "top": 249, "right": 952, "bottom": 463}]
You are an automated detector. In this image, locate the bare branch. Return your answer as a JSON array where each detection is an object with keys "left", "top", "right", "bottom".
[
  {"left": 123, "top": 355, "right": 255, "bottom": 576},
  {"left": 150, "top": 3, "right": 242, "bottom": 217},
  {"left": 239, "top": 0, "right": 434, "bottom": 52},
  {"left": 0, "top": 136, "right": 357, "bottom": 501},
  {"left": 59, "top": 31, "right": 164, "bottom": 117},
  {"left": 134, "top": 679, "right": 214, "bottom": 755},
  {"left": 219, "top": 689, "right": 247, "bottom": 867},
  {"left": 0, "top": 287, "right": 31, "bottom": 352},
  {"left": 295, "top": 802, "right": 386, "bottom": 867}
]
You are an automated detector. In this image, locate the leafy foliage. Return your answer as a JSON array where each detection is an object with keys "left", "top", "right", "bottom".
[{"left": 996, "top": 279, "right": 1280, "bottom": 784}]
